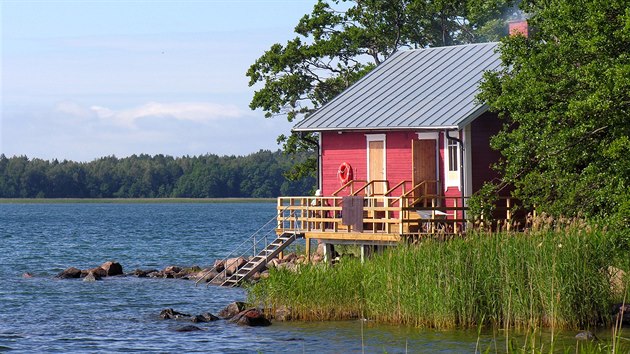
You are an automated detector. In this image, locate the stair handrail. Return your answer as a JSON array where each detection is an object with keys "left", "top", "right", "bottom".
[
  {"left": 385, "top": 180, "right": 410, "bottom": 197},
  {"left": 195, "top": 207, "right": 288, "bottom": 286},
  {"left": 205, "top": 222, "right": 280, "bottom": 286},
  {"left": 332, "top": 179, "right": 368, "bottom": 196},
  {"left": 351, "top": 180, "right": 390, "bottom": 197},
  {"left": 401, "top": 180, "right": 440, "bottom": 207},
  {"left": 217, "top": 209, "right": 300, "bottom": 287}
]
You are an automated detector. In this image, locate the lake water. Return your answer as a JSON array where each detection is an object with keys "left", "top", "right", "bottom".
[{"left": 0, "top": 203, "right": 605, "bottom": 353}]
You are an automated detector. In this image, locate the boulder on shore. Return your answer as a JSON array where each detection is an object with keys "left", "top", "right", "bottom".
[
  {"left": 274, "top": 305, "right": 292, "bottom": 321},
  {"left": 218, "top": 301, "right": 247, "bottom": 319},
  {"left": 56, "top": 267, "right": 82, "bottom": 279},
  {"left": 100, "top": 261, "right": 123, "bottom": 276},
  {"left": 224, "top": 257, "right": 247, "bottom": 276},
  {"left": 212, "top": 259, "right": 225, "bottom": 273},
  {"left": 230, "top": 308, "right": 271, "bottom": 327}
]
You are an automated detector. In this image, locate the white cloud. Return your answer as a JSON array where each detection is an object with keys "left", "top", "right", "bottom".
[
  {"left": 55, "top": 101, "right": 93, "bottom": 118},
  {"left": 4, "top": 101, "right": 293, "bottom": 161},
  {"left": 58, "top": 101, "right": 246, "bottom": 129}
]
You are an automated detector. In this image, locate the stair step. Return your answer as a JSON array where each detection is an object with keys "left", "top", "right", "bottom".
[{"left": 218, "top": 230, "right": 299, "bottom": 287}]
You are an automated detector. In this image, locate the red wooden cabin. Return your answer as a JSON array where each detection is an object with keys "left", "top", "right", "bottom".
[{"left": 275, "top": 42, "right": 514, "bottom": 259}]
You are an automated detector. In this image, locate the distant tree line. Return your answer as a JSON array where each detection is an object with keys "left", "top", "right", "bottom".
[{"left": 0, "top": 150, "right": 315, "bottom": 198}]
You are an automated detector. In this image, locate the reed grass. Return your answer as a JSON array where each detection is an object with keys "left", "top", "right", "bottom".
[{"left": 249, "top": 224, "right": 628, "bottom": 331}]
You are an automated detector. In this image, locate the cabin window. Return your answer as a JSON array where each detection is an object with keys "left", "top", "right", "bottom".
[{"left": 448, "top": 139, "right": 458, "bottom": 172}]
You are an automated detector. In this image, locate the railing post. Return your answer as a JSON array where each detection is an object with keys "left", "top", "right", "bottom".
[
  {"left": 454, "top": 199, "right": 459, "bottom": 234},
  {"left": 289, "top": 198, "right": 295, "bottom": 231},
  {"left": 277, "top": 197, "right": 283, "bottom": 231}
]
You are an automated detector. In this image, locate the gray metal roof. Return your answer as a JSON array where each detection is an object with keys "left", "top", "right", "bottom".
[{"left": 293, "top": 42, "right": 501, "bottom": 132}]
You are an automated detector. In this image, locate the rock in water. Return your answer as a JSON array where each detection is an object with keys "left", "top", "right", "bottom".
[
  {"left": 160, "top": 308, "right": 191, "bottom": 320},
  {"left": 174, "top": 325, "right": 203, "bottom": 332},
  {"left": 83, "top": 271, "right": 101, "bottom": 282},
  {"left": 191, "top": 313, "right": 220, "bottom": 323},
  {"left": 218, "top": 301, "right": 247, "bottom": 319},
  {"left": 130, "top": 268, "right": 159, "bottom": 277},
  {"left": 56, "top": 267, "right": 82, "bottom": 279},
  {"left": 164, "top": 265, "right": 182, "bottom": 273},
  {"left": 100, "top": 261, "right": 123, "bottom": 276},
  {"left": 230, "top": 308, "right": 271, "bottom": 327},
  {"left": 81, "top": 267, "right": 107, "bottom": 278}
]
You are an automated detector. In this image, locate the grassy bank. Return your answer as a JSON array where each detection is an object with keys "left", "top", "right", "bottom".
[
  {"left": 0, "top": 198, "right": 275, "bottom": 204},
  {"left": 249, "top": 225, "right": 629, "bottom": 330}
]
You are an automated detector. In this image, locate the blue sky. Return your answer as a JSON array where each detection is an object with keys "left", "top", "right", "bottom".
[{"left": 1, "top": 0, "right": 317, "bottom": 161}]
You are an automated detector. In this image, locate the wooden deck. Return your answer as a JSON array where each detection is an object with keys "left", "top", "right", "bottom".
[{"left": 276, "top": 180, "right": 517, "bottom": 260}]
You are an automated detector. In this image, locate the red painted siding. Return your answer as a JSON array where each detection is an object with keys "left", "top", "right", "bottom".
[
  {"left": 470, "top": 112, "right": 503, "bottom": 195},
  {"left": 320, "top": 131, "right": 417, "bottom": 196},
  {"left": 321, "top": 132, "right": 367, "bottom": 196}
]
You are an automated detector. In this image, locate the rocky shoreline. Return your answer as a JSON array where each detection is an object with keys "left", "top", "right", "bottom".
[
  {"left": 23, "top": 254, "right": 306, "bottom": 328},
  {"left": 23, "top": 256, "right": 629, "bottom": 332},
  {"left": 46, "top": 251, "right": 307, "bottom": 284},
  {"left": 158, "top": 302, "right": 272, "bottom": 331}
]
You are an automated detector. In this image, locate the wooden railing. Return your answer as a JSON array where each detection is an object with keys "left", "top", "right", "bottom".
[{"left": 276, "top": 194, "right": 519, "bottom": 238}]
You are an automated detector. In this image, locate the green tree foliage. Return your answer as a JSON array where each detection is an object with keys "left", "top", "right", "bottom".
[
  {"left": 0, "top": 151, "right": 314, "bottom": 198},
  {"left": 478, "top": 0, "right": 630, "bottom": 222},
  {"left": 247, "top": 0, "right": 517, "bottom": 179}
]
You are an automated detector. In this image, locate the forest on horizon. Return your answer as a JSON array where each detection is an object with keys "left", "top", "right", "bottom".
[{"left": 0, "top": 150, "right": 315, "bottom": 199}]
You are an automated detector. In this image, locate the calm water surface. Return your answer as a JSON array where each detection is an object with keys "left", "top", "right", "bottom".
[{"left": 0, "top": 203, "right": 596, "bottom": 353}]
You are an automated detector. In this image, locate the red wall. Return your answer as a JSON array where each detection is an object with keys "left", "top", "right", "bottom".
[
  {"left": 320, "top": 131, "right": 417, "bottom": 196},
  {"left": 317, "top": 115, "right": 504, "bottom": 220},
  {"left": 470, "top": 112, "right": 503, "bottom": 195}
]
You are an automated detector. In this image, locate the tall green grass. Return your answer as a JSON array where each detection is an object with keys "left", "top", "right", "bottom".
[{"left": 249, "top": 225, "right": 628, "bottom": 330}]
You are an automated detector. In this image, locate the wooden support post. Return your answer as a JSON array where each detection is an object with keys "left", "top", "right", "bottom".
[
  {"left": 305, "top": 238, "right": 311, "bottom": 263},
  {"left": 323, "top": 243, "right": 333, "bottom": 266},
  {"left": 360, "top": 245, "right": 366, "bottom": 264}
]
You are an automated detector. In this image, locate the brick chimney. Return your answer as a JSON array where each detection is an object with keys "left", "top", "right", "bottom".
[{"left": 508, "top": 19, "right": 528, "bottom": 37}]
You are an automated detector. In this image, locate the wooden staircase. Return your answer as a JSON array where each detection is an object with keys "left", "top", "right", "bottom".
[{"left": 221, "top": 232, "right": 300, "bottom": 287}]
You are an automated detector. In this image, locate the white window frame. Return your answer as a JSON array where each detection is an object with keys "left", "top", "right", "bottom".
[{"left": 444, "top": 131, "right": 461, "bottom": 189}]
